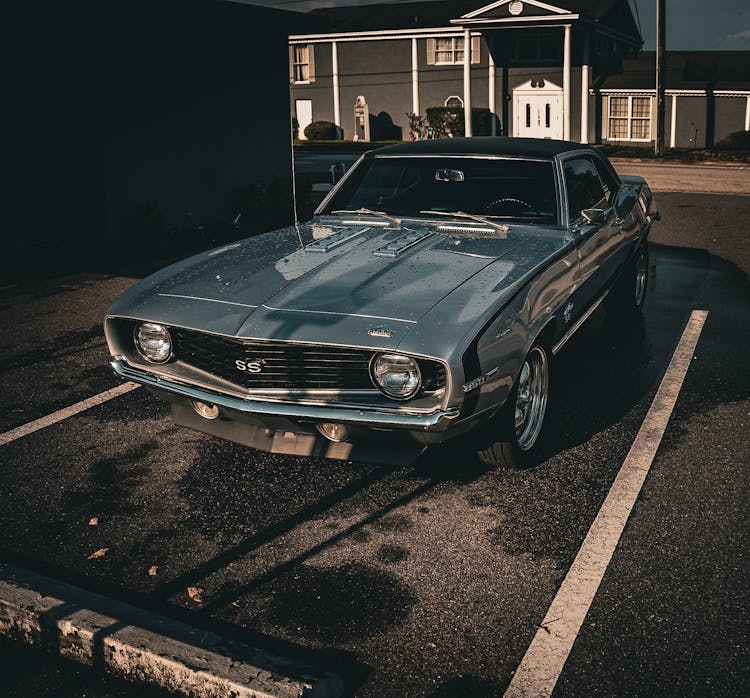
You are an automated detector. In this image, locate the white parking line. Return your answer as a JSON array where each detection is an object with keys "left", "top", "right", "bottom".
[
  {"left": 0, "top": 383, "right": 140, "bottom": 447},
  {"left": 505, "top": 309, "right": 708, "bottom": 698}
]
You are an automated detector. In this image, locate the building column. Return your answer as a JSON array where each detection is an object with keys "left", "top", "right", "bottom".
[
  {"left": 411, "top": 38, "right": 420, "bottom": 116},
  {"left": 502, "top": 63, "right": 509, "bottom": 136},
  {"left": 580, "top": 32, "right": 590, "bottom": 143},
  {"left": 670, "top": 93, "right": 677, "bottom": 148},
  {"left": 463, "top": 28, "right": 473, "bottom": 137},
  {"left": 745, "top": 95, "right": 750, "bottom": 131},
  {"left": 489, "top": 39, "right": 496, "bottom": 136},
  {"left": 563, "top": 24, "right": 571, "bottom": 141},
  {"left": 332, "top": 41, "right": 341, "bottom": 131}
]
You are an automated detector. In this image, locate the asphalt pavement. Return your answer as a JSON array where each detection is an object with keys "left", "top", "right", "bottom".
[{"left": 0, "top": 189, "right": 748, "bottom": 697}]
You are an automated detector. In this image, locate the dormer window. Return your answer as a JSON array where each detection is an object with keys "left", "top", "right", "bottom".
[{"left": 512, "top": 31, "right": 561, "bottom": 64}]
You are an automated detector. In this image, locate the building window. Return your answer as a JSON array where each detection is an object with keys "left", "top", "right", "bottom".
[
  {"left": 445, "top": 96, "right": 463, "bottom": 108},
  {"left": 293, "top": 44, "right": 311, "bottom": 83},
  {"left": 427, "top": 37, "right": 479, "bottom": 65},
  {"left": 435, "top": 37, "right": 465, "bottom": 64},
  {"left": 608, "top": 96, "right": 652, "bottom": 141}
]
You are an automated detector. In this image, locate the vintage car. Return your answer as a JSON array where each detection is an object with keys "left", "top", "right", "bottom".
[{"left": 105, "top": 137, "right": 658, "bottom": 468}]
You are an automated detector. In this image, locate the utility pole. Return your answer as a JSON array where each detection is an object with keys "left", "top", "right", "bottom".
[{"left": 655, "top": 0, "right": 666, "bottom": 156}]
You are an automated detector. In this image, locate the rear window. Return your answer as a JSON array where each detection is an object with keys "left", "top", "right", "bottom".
[{"left": 325, "top": 156, "right": 558, "bottom": 224}]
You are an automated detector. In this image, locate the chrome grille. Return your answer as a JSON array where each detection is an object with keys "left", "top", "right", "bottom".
[{"left": 173, "top": 329, "right": 374, "bottom": 390}]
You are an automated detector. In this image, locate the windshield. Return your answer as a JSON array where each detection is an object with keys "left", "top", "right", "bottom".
[{"left": 323, "top": 156, "right": 558, "bottom": 224}]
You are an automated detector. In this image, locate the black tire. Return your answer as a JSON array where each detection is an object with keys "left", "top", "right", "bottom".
[
  {"left": 476, "top": 343, "right": 550, "bottom": 469},
  {"left": 609, "top": 241, "right": 649, "bottom": 315}
]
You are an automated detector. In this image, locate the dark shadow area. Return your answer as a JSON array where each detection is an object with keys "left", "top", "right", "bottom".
[
  {"left": 157, "top": 463, "right": 398, "bottom": 596},
  {"left": 0, "top": 635, "right": 170, "bottom": 698},
  {"left": 369, "top": 112, "right": 403, "bottom": 141},
  {"left": 427, "top": 675, "right": 503, "bottom": 698},
  {"left": 200, "top": 479, "right": 436, "bottom": 611},
  {"left": 268, "top": 562, "right": 416, "bottom": 642},
  {"left": 536, "top": 244, "right": 717, "bottom": 456},
  {"left": 4, "top": 0, "right": 312, "bottom": 286}
]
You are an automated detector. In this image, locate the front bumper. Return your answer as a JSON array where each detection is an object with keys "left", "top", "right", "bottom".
[{"left": 111, "top": 359, "right": 460, "bottom": 431}]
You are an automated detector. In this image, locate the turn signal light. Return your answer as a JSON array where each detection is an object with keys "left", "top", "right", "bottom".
[{"left": 316, "top": 422, "right": 349, "bottom": 442}]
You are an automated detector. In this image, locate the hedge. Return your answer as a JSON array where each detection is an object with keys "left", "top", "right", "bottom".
[
  {"left": 304, "top": 120, "right": 341, "bottom": 140},
  {"left": 409, "top": 107, "right": 496, "bottom": 139}
]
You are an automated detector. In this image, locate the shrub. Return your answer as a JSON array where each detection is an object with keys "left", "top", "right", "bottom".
[
  {"left": 304, "top": 120, "right": 341, "bottom": 140},
  {"left": 424, "top": 107, "right": 495, "bottom": 138},
  {"left": 425, "top": 106, "right": 463, "bottom": 138},
  {"left": 714, "top": 130, "right": 750, "bottom": 150},
  {"left": 406, "top": 112, "right": 427, "bottom": 140}
]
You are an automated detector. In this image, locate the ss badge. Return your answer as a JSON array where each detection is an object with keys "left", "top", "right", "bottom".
[{"left": 235, "top": 359, "right": 264, "bottom": 373}]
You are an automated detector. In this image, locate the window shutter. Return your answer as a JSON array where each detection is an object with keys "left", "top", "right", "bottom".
[
  {"left": 471, "top": 36, "right": 480, "bottom": 64},
  {"left": 289, "top": 45, "right": 295, "bottom": 84},
  {"left": 426, "top": 38, "right": 436, "bottom": 65},
  {"left": 603, "top": 95, "right": 609, "bottom": 140},
  {"left": 308, "top": 44, "right": 316, "bottom": 82}
]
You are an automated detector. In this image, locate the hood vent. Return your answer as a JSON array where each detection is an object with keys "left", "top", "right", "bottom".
[
  {"left": 306, "top": 226, "right": 369, "bottom": 253},
  {"left": 373, "top": 230, "right": 434, "bottom": 259}
]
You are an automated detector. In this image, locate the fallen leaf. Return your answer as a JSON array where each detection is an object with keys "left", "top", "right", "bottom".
[
  {"left": 87, "top": 548, "right": 109, "bottom": 560},
  {"left": 148, "top": 565, "right": 158, "bottom": 576},
  {"left": 187, "top": 586, "right": 204, "bottom": 603},
  {"left": 88, "top": 517, "right": 99, "bottom": 526}
]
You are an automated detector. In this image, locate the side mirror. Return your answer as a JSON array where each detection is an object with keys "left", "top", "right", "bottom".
[{"left": 581, "top": 208, "right": 605, "bottom": 224}]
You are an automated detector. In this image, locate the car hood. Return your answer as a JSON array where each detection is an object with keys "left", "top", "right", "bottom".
[{"left": 107, "top": 219, "right": 564, "bottom": 352}]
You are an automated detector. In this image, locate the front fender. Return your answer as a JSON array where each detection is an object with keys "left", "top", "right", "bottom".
[{"left": 457, "top": 244, "right": 579, "bottom": 422}]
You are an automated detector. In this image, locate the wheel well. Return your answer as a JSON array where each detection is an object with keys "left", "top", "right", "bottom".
[{"left": 533, "top": 318, "right": 557, "bottom": 353}]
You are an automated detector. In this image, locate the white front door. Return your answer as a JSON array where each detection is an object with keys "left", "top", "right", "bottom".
[
  {"left": 513, "top": 88, "right": 563, "bottom": 140},
  {"left": 295, "top": 99, "right": 313, "bottom": 140}
]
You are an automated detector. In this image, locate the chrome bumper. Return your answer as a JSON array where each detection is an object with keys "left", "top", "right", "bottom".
[{"left": 110, "top": 360, "right": 458, "bottom": 430}]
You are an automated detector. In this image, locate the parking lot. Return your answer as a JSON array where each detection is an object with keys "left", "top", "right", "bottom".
[{"left": 1, "top": 165, "right": 749, "bottom": 696}]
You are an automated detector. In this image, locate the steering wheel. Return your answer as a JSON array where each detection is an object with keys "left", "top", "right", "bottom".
[{"left": 484, "top": 197, "right": 539, "bottom": 215}]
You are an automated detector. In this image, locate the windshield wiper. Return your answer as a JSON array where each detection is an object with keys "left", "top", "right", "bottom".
[
  {"left": 419, "top": 210, "right": 509, "bottom": 236},
  {"left": 329, "top": 208, "right": 403, "bottom": 226}
]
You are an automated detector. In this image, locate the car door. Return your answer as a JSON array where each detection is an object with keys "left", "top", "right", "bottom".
[
  {"left": 561, "top": 155, "right": 622, "bottom": 321},
  {"left": 591, "top": 153, "right": 639, "bottom": 271}
]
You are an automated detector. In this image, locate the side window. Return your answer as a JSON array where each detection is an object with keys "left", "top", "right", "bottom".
[
  {"left": 591, "top": 156, "right": 620, "bottom": 204},
  {"left": 563, "top": 157, "right": 607, "bottom": 221}
]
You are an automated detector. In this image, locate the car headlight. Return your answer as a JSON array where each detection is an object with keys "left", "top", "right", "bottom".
[
  {"left": 371, "top": 353, "right": 421, "bottom": 399},
  {"left": 134, "top": 322, "right": 172, "bottom": 363}
]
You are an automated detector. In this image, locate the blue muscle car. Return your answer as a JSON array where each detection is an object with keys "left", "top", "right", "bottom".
[{"left": 105, "top": 137, "right": 658, "bottom": 467}]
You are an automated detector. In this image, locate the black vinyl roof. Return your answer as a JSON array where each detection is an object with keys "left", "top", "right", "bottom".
[
  {"left": 601, "top": 51, "right": 750, "bottom": 91},
  {"left": 368, "top": 136, "right": 594, "bottom": 158}
]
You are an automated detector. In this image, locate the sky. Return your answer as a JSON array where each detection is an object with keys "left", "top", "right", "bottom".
[{"left": 247, "top": 0, "right": 750, "bottom": 51}]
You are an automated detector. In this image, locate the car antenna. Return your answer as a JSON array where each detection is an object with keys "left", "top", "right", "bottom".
[{"left": 289, "top": 106, "right": 305, "bottom": 249}]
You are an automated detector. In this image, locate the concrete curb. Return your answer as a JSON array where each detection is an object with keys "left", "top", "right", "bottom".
[{"left": 0, "top": 562, "right": 343, "bottom": 698}]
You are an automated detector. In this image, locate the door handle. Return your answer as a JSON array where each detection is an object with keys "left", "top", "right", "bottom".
[{"left": 613, "top": 217, "right": 625, "bottom": 227}]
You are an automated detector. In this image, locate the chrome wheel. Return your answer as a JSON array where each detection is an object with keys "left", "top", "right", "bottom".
[
  {"left": 514, "top": 346, "right": 549, "bottom": 451},
  {"left": 634, "top": 247, "right": 648, "bottom": 307}
]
